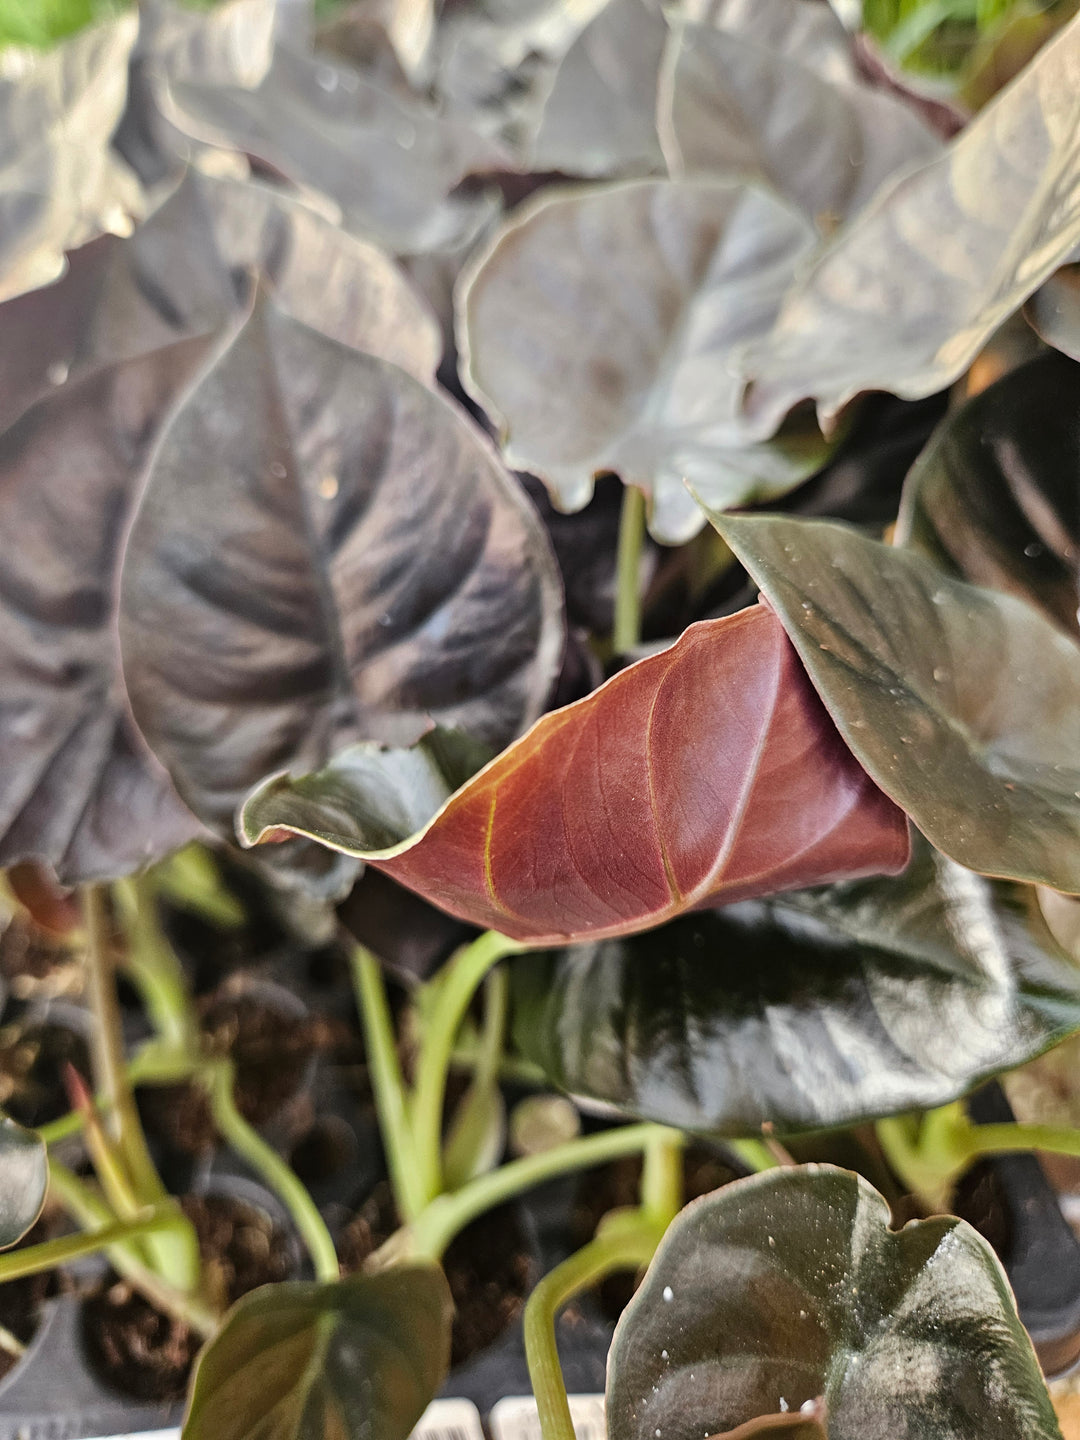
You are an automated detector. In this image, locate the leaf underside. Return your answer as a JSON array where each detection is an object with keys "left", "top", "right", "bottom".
[{"left": 242, "top": 603, "right": 909, "bottom": 945}]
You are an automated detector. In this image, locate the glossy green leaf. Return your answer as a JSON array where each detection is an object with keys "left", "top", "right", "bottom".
[
  {"left": 897, "top": 350, "right": 1080, "bottom": 636},
  {"left": 659, "top": 22, "right": 939, "bottom": 228},
  {"left": 458, "top": 177, "right": 825, "bottom": 545},
  {"left": 512, "top": 839, "right": 1080, "bottom": 1134},
  {"left": 119, "top": 293, "right": 563, "bottom": 841},
  {"left": 0, "top": 15, "right": 142, "bottom": 302},
  {"left": 607, "top": 1166, "right": 1062, "bottom": 1440},
  {"left": 1026, "top": 262, "right": 1080, "bottom": 362},
  {"left": 160, "top": 43, "right": 504, "bottom": 255},
  {"left": 738, "top": 10, "right": 1080, "bottom": 435},
  {"left": 241, "top": 604, "right": 908, "bottom": 944},
  {"left": 0, "top": 1116, "right": 47, "bottom": 1249},
  {"left": 713, "top": 511, "right": 1080, "bottom": 893},
  {"left": 183, "top": 1264, "right": 453, "bottom": 1440}
]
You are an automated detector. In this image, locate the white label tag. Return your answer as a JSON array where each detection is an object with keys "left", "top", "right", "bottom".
[
  {"left": 83, "top": 1397, "right": 485, "bottom": 1440},
  {"left": 411, "top": 1397, "right": 487, "bottom": 1440},
  {"left": 489, "top": 1394, "right": 606, "bottom": 1440}
]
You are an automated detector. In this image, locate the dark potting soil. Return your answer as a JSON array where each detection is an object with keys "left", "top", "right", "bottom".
[
  {"left": 82, "top": 1192, "right": 293, "bottom": 1402},
  {"left": 140, "top": 993, "right": 332, "bottom": 1154},
  {"left": 0, "top": 1216, "right": 69, "bottom": 1383},
  {"left": 0, "top": 1021, "right": 91, "bottom": 1128},
  {"left": 338, "top": 1184, "right": 532, "bottom": 1366}
]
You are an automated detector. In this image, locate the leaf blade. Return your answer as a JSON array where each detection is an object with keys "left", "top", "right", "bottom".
[
  {"left": 607, "top": 1166, "right": 1062, "bottom": 1440},
  {"left": 242, "top": 603, "right": 909, "bottom": 944},
  {"left": 183, "top": 1265, "right": 453, "bottom": 1440},
  {"left": 713, "top": 510, "right": 1080, "bottom": 892}
]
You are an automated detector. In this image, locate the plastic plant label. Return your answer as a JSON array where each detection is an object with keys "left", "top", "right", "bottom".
[
  {"left": 83, "top": 1397, "right": 486, "bottom": 1440},
  {"left": 489, "top": 1395, "right": 606, "bottom": 1440}
]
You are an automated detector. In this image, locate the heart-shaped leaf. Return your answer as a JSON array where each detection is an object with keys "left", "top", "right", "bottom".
[
  {"left": 458, "top": 177, "right": 825, "bottom": 545},
  {"left": 739, "top": 10, "right": 1080, "bottom": 435},
  {"left": 713, "top": 511, "right": 1080, "bottom": 892},
  {"left": 511, "top": 838, "right": 1080, "bottom": 1133},
  {"left": 897, "top": 350, "right": 1080, "bottom": 637},
  {"left": 0, "top": 15, "right": 142, "bottom": 302},
  {"left": 0, "top": 337, "right": 211, "bottom": 881},
  {"left": 119, "top": 293, "right": 563, "bottom": 840},
  {"left": 1026, "top": 262, "right": 1080, "bottom": 362},
  {"left": 183, "top": 1264, "right": 453, "bottom": 1440},
  {"left": 529, "top": 0, "right": 667, "bottom": 178},
  {"left": 161, "top": 43, "right": 504, "bottom": 255},
  {"left": 0, "top": 168, "right": 440, "bottom": 434},
  {"left": 659, "top": 22, "right": 939, "bottom": 228},
  {"left": 0, "top": 173, "right": 445, "bottom": 884},
  {"left": 607, "top": 1166, "right": 1062, "bottom": 1440},
  {"left": 0, "top": 1116, "right": 48, "bottom": 1250},
  {"left": 241, "top": 603, "right": 909, "bottom": 945}
]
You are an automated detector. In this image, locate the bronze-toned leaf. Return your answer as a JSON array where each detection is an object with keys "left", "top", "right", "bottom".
[
  {"left": 713, "top": 511, "right": 1080, "bottom": 892},
  {"left": 659, "top": 22, "right": 939, "bottom": 227},
  {"left": 119, "top": 293, "right": 563, "bottom": 839},
  {"left": 458, "top": 177, "right": 824, "bottom": 545},
  {"left": 0, "top": 339, "right": 211, "bottom": 881},
  {"left": 161, "top": 44, "right": 505, "bottom": 255},
  {"left": 607, "top": 1166, "right": 1062, "bottom": 1440},
  {"left": 241, "top": 603, "right": 909, "bottom": 945},
  {"left": 183, "top": 1265, "right": 453, "bottom": 1440},
  {"left": 0, "top": 168, "right": 440, "bottom": 433},
  {"left": 739, "top": 11, "right": 1080, "bottom": 435},
  {"left": 530, "top": 0, "right": 668, "bottom": 178}
]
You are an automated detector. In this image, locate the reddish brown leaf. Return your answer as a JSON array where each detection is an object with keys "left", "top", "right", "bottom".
[{"left": 243, "top": 604, "right": 909, "bottom": 945}]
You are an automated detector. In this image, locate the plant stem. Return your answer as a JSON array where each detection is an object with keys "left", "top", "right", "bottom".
[
  {"left": 80, "top": 884, "right": 198, "bottom": 1288},
  {"left": 0, "top": 1212, "right": 184, "bottom": 1284},
  {"left": 959, "top": 1121, "right": 1080, "bottom": 1162},
  {"left": 204, "top": 1062, "right": 339, "bottom": 1284},
  {"left": 640, "top": 1128, "right": 683, "bottom": 1228},
  {"left": 613, "top": 484, "right": 647, "bottom": 654},
  {"left": 411, "top": 932, "right": 522, "bottom": 1204},
  {"left": 349, "top": 945, "right": 428, "bottom": 1224},
  {"left": 114, "top": 876, "right": 199, "bottom": 1053},
  {"left": 80, "top": 885, "right": 161, "bottom": 1199},
  {"left": 408, "top": 1123, "right": 679, "bottom": 1261},
  {"left": 525, "top": 1217, "right": 661, "bottom": 1440},
  {"left": 727, "top": 1139, "right": 781, "bottom": 1174},
  {"left": 48, "top": 1162, "right": 216, "bottom": 1337}
]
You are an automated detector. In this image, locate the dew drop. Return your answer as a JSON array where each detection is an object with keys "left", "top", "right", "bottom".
[
  {"left": 269, "top": 461, "right": 287, "bottom": 478},
  {"left": 316, "top": 64, "right": 339, "bottom": 91},
  {"left": 779, "top": 1400, "right": 788, "bottom": 1414},
  {"left": 660, "top": 1350, "right": 668, "bottom": 1360},
  {"left": 378, "top": 613, "right": 393, "bottom": 627},
  {"left": 662, "top": 1286, "right": 674, "bottom": 1302},
  {"left": 932, "top": 666, "right": 948, "bottom": 682},
  {"left": 319, "top": 473, "right": 339, "bottom": 500},
  {"left": 1024, "top": 542, "right": 1044, "bottom": 558},
  {"left": 46, "top": 360, "right": 69, "bottom": 386}
]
